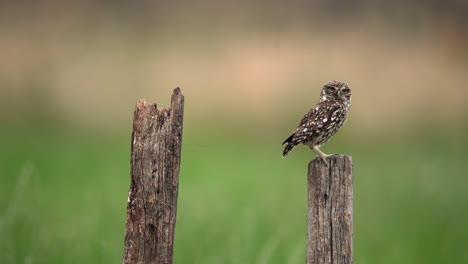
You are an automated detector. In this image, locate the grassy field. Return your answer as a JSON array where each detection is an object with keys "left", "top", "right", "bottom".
[{"left": 0, "top": 124, "right": 467, "bottom": 264}]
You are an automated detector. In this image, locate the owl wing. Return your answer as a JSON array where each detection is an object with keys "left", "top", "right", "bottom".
[
  {"left": 282, "top": 99, "right": 346, "bottom": 157},
  {"left": 301, "top": 101, "right": 342, "bottom": 126},
  {"left": 293, "top": 101, "right": 341, "bottom": 141},
  {"left": 282, "top": 104, "right": 324, "bottom": 156},
  {"left": 298, "top": 107, "right": 320, "bottom": 128}
]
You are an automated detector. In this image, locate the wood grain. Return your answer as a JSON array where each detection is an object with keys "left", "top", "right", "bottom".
[
  {"left": 123, "top": 88, "right": 184, "bottom": 264},
  {"left": 307, "top": 155, "right": 353, "bottom": 264}
]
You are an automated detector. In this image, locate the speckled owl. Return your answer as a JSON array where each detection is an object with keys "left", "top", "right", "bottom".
[{"left": 282, "top": 81, "right": 351, "bottom": 164}]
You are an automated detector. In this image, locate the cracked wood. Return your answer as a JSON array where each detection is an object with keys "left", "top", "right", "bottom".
[
  {"left": 123, "top": 88, "right": 184, "bottom": 264},
  {"left": 307, "top": 155, "right": 353, "bottom": 264}
]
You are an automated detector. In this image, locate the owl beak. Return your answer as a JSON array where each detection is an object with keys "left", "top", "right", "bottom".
[
  {"left": 338, "top": 90, "right": 344, "bottom": 99},
  {"left": 338, "top": 90, "right": 346, "bottom": 100}
]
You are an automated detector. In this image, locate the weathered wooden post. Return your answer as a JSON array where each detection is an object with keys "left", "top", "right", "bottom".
[
  {"left": 123, "top": 88, "right": 184, "bottom": 264},
  {"left": 307, "top": 155, "right": 353, "bottom": 264}
]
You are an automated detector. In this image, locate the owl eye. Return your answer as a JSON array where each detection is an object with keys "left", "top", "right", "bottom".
[
  {"left": 327, "top": 87, "right": 336, "bottom": 93},
  {"left": 342, "top": 88, "right": 351, "bottom": 94}
]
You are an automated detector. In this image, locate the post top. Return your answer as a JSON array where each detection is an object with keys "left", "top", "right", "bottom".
[{"left": 309, "top": 154, "right": 352, "bottom": 168}]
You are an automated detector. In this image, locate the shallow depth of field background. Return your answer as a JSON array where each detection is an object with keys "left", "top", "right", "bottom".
[{"left": 1, "top": 1, "right": 467, "bottom": 263}]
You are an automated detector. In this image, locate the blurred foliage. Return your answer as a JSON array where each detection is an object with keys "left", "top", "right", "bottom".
[{"left": 1, "top": 1, "right": 468, "bottom": 263}]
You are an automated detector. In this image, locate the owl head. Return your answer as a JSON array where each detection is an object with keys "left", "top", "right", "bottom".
[{"left": 320, "top": 80, "right": 351, "bottom": 103}]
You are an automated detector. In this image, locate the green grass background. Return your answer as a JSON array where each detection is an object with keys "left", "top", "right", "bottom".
[{"left": 1, "top": 123, "right": 467, "bottom": 264}]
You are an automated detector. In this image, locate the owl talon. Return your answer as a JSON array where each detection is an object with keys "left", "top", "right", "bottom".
[{"left": 311, "top": 145, "right": 332, "bottom": 166}]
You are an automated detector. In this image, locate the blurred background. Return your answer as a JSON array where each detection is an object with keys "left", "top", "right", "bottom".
[{"left": 1, "top": 1, "right": 467, "bottom": 263}]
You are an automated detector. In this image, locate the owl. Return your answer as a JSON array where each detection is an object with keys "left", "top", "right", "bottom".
[{"left": 282, "top": 81, "right": 351, "bottom": 165}]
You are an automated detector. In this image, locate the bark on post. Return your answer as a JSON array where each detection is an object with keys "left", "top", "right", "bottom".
[
  {"left": 123, "top": 88, "right": 184, "bottom": 264},
  {"left": 307, "top": 155, "right": 353, "bottom": 264}
]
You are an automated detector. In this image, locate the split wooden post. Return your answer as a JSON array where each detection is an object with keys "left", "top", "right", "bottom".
[
  {"left": 123, "top": 88, "right": 184, "bottom": 264},
  {"left": 307, "top": 155, "right": 353, "bottom": 264}
]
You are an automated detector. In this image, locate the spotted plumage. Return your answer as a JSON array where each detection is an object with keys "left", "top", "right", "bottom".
[{"left": 282, "top": 81, "right": 351, "bottom": 164}]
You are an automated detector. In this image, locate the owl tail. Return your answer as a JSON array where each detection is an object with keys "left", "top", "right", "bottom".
[{"left": 282, "top": 133, "right": 297, "bottom": 157}]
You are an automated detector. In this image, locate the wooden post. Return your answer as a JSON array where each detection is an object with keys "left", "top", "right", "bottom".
[
  {"left": 123, "top": 88, "right": 184, "bottom": 264},
  {"left": 307, "top": 155, "right": 353, "bottom": 264}
]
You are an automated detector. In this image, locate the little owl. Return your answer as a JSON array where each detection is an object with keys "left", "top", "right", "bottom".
[{"left": 282, "top": 80, "right": 351, "bottom": 165}]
